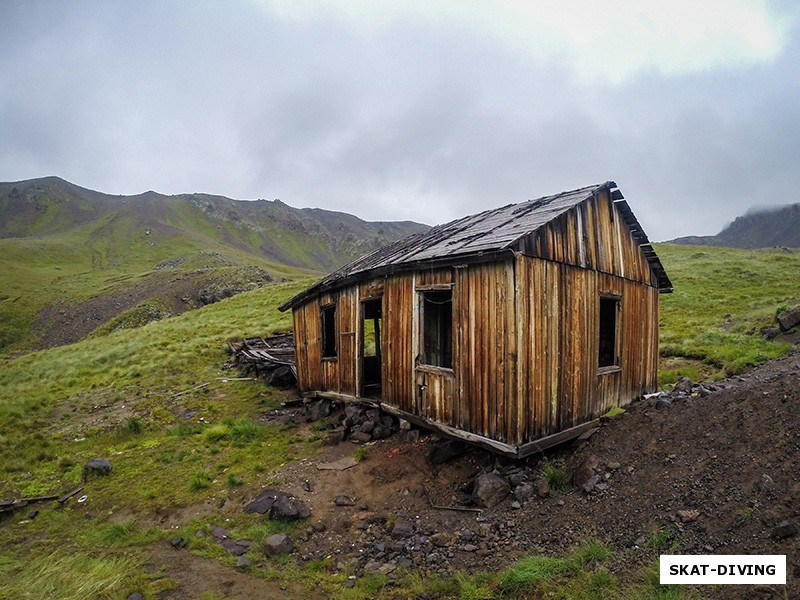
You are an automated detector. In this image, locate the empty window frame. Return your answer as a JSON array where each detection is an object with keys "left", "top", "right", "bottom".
[
  {"left": 420, "top": 289, "right": 453, "bottom": 368},
  {"left": 598, "top": 296, "right": 620, "bottom": 368},
  {"left": 321, "top": 304, "right": 337, "bottom": 359}
]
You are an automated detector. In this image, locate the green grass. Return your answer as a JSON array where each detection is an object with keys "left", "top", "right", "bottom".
[
  {"left": 353, "top": 445, "right": 371, "bottom": 463},
  {"left": 0, "top": 279, "right": 319, "bottom": 598},
  {"left": 542, "top": 461, "right": 571, "bottom": 493},
  {"left": 0, "top": 240, "right": 795, "bottom": 598},
  {"left": 0, "top": 549, "right": 169, "bottom": 600},
  {"left": 657, "top": 244, "right": 799, "bottom": 379},
  {"left": 433, "top": 539, "right": 700, "bottom": 600}
]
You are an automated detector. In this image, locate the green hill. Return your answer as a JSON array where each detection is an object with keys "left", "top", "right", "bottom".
[
  {"left": 0, "top": 243, "right": 797, "bottom": 598},
  {"left": 0, "top": 176, "right": 428, "bottom": 352}
]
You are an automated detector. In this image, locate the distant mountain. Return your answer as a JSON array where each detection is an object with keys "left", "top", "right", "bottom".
[
  {"left": 0, "top": 176, "right": 428, "bottom": 352},
  {"left": 669, "top": 203, "right": 800, "bottom": 249},
  {"left": 0, "top": 176, "right": 428, "bottom": 272}
]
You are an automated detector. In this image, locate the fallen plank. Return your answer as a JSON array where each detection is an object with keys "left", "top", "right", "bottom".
[
  {"left": 0, "top": 494, "right": 60, "bottom": 512},
  {"left": 58, "top": 486, "right": 84, "bottom": 504},
  {"left": 317, "top": 456, "right": 359, "bottom": 471}
]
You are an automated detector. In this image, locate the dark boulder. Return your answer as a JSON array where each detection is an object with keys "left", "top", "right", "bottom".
[
  {"left": 264, "top": 533, "right": 294, "bottom": 556},
  {"left": 472, "top": 471, "right": 510, "bottom": 508},
  {"left": 270, "top": 494, "right": 311, "bottom": 520},
  {"left": 82, "top": 458, "right": 112, "bottom": 483}
]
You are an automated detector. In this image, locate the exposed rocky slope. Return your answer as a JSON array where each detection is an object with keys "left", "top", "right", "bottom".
[{"left": 151, "top": 352, "right": 800, "bottom": 599}]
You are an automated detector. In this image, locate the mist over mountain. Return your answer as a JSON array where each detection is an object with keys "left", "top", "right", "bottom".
[{"left": 668, "top": 203, "right": 800, "bottom": 249}]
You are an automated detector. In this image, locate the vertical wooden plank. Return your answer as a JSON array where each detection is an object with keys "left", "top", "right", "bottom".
[
  {"left": 514, "top": 255, "right": 527, "bottom": 446},
  {"left": 503, "top": 259, "right": 516, "bottom": 445},
  {"left": 487, "top": 264, "right": 497, "bottom": 439}
]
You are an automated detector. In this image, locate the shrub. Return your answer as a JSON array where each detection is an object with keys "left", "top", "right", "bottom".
[{"left": 125, "top": 416, "right": 143, "bottom": 435}]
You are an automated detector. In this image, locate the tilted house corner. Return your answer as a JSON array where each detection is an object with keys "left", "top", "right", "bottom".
[{"left": 279, "top": 181, "right": 672, "bottom": 457}]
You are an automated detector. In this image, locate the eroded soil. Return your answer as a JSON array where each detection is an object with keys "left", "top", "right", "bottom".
[{"left": 152, "top": 353, "right": 800, "bottom": 599}]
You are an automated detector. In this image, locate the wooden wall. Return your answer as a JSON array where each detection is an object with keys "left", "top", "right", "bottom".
[
  {"left": 513, "top": 257, "right": 659, "bottom": 445},
  {"left": 292, "top": 190, "right": 661, "bottom": 451},
  {"left": 518, "top": 189, "right": 655, "bottom": 286}
]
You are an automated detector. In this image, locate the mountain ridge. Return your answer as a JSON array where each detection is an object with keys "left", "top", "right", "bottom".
[
  {"left": 0, "top": 176, "right": 428, "bottom": 272},
  {"left": 668, "top": 202, "right": 800, "bottom": 249},
  {"left": 0, "top": 176, "right": 428, "bottom": 352}
]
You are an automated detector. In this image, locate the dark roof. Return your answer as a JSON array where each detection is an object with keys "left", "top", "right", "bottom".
[{"left": 280, "top": 181, "right": 671, "bottom": 310}]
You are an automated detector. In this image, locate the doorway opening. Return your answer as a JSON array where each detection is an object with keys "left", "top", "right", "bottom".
[{"left": 361, "top": 298, "right": 382, "bottom": 397}]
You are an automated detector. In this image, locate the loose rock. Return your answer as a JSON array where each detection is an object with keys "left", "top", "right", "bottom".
[
  {"left": 673, "top": 376, "right": 693, "bottom": 393},
  {"left": 573, "top": 454, "right": 599, "bottom": 488},
  {"left": 82, "top": 458, "right": 112, "bottom": 482},
  {"left": 472, "top": 472, "right": 511, "bottom": 508},
  {"left": 391, "top": 519, "right": 415, "bottom": 538},
  {"left": 171, "top": 536, "right": 187, "bottom": 549},
  {"left": 773, "top": 520, "right": 798, "bottom": 539},
  {"left": 264, "top": 533, "right": 294, "bottom": 556},
  {"left": 677, "top": 510, "right": 700, "bottom": 523}
]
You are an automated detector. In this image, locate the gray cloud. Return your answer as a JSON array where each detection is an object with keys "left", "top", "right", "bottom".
[{"left": 1, "top": 0, "right": 799, "bottom": 241}]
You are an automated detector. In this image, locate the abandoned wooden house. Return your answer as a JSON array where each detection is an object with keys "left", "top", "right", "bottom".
[{"left": 279, "top": 181, "right": 672, "bottom": 457}]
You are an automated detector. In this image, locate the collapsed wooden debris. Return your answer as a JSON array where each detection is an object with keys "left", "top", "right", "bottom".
[
  {"left": 0, "top": 486, "right": 83, "bottom": 514},
  {"left": 228, "top": 333, "right": 297, "bottom": 387}
]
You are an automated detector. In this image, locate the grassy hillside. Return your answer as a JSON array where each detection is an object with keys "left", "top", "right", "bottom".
[
  {"left": 0, "top": 176, "right": 427, "bottom": 354},
  {"left": 0, "top": 280, "right": 314, "bottom": 598},
  {"left": 0, "top": 177, "right": 428, "bottom": 272},
  {"left": 657, "top": 244, "right": 799, "bottom": 383},
  {"left": 0, "top": 244, "right": 797, "bottom": 598}
]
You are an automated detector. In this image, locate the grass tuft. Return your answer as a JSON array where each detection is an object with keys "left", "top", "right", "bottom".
[
  {"left": 190, "top": 468, "right": 213, "bottom": 491},
  {"left": 353, "top": 445, "right": 371, "bottom": 463},
  {"left": 542, "top": 461, "right": 571, "bottom": 493},
  {"left": 499, "top": 554, "right": 569, "bottom": 591}
]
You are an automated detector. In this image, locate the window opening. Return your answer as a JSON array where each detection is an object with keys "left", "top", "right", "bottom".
[
  {"left": 598, "top": 297, "right": 619, "bottom": 368},
  {"left": 321, "top": 304, "right": 337, "bottom": 359},
  {"left": 420, "top": 290, "right": 453, "bottom": 368}
]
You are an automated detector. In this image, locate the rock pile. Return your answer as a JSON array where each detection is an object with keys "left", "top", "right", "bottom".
[
  {"left": 304, "top": 400, "right": 400, "bottom": 445},
  {"left": 648, "top": 376, "right": 723, "bottom": 410}
]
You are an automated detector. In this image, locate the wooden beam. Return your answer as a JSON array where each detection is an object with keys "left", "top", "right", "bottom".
[
  {"left": 305, "top": 391, "right": 604, "bottom": 460},
  {"left": 517, "top": 419, "right": 600, "bottom": 458}
]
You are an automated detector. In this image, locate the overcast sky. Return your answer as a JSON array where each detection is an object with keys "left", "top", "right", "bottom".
[{"left": 1, "top": 1, "right": 799, "bottom": 240}]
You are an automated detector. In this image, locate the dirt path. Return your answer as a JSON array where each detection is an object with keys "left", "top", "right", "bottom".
[{"left": 149, "top": 539, "right": 327, "bottom": 599}]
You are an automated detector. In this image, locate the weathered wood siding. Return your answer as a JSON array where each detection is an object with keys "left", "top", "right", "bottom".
[
  {"left": 293, "top": 288, "right": 360, "bottom": 397},
  {"left": 451, "top": 262, "right": 517, "bottom": 443},
  {"left": 381, "top": 274, "right": 414, "bottom": 411},
  {"left": 514, "top": 257, "right": 659, "bottom": 445},
  {"left": 291, "top": 190, "right": 661, "bottom": 451},
  {"left": 519, "top": 190, "right": 654, "bottom": 286}
]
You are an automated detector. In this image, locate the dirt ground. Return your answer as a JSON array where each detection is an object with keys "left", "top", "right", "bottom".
[{"left": 150, "top": 352, "right": 800, "bottom": 599}]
